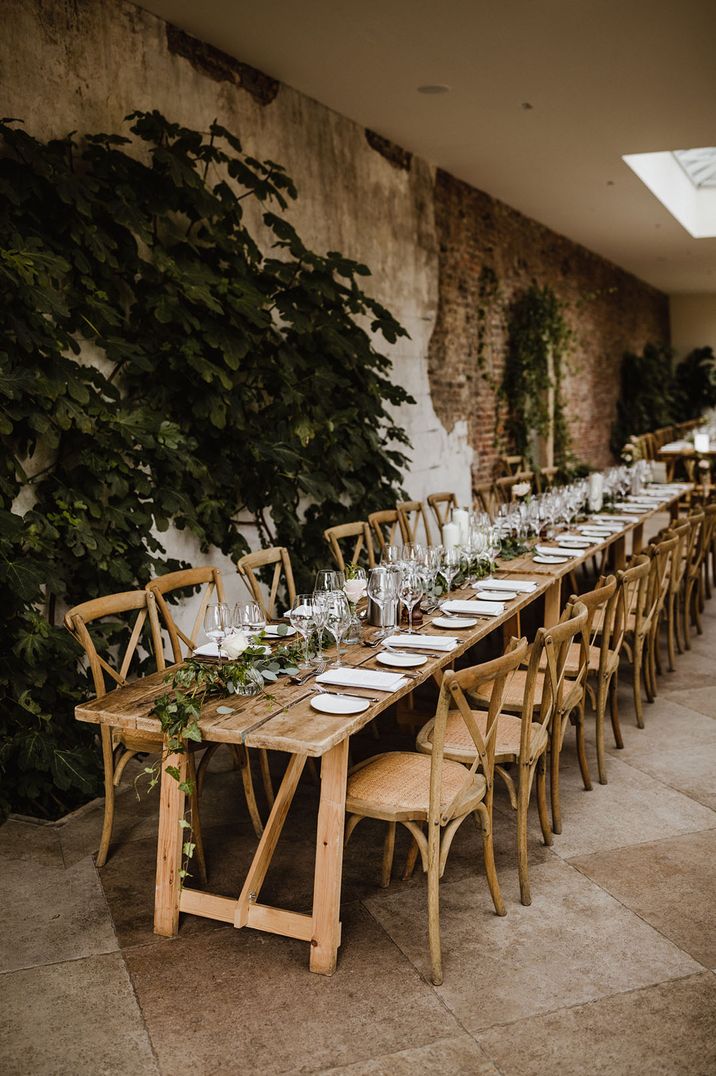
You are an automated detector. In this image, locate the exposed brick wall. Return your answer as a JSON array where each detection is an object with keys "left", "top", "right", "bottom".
[{"left": 428, "top": 171, "right": 670, "bottom": 486}]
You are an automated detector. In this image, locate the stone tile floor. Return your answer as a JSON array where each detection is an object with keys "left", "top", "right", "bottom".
[{"left": 2, "top": 568, "right": 716, "bottom": 1073}]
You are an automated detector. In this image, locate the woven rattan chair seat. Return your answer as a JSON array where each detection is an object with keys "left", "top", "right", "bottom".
[
  {"left": 538, "top": 640, "right": 610, "bottom": 675},
  {"left": 346, "top": 752, "right": 485, "bottom": 821},
  {"left": 417, "top": 708, "right": 548, "bottom": 763}
]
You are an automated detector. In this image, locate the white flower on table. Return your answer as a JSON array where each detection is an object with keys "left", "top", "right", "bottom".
[
  {"left": 344, "top": 579, "right": 368, "bottom": 604},
  {"left": 512, "top": 482, "right": 530, "bottom": 499},
  {"left": 223, "top": 630, "right": 250, "bottom": 660}
]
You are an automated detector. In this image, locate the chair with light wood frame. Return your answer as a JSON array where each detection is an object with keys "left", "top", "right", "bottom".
[
  {"left": 659, "top": 519, "right": 691, "bottom": 670},
  {"left": 237, "top": 546, "right": 297, "bottom": 621},
  {"left": 497, "top": 454, "right": 525, "bottom": 477},
  {"left": 396, "top": 499, "right": 433, "bottom": 546},
  {"left": 494, "top": 470, "right": 534, "bottom": 505},
  {"left": 368, "top": 508, "right": 402, "bottom": 555},
  {"left": 146, "top": 566, "right": 268, "bottom": 837},
  {"left": 323, "top": 521, "right": 375, "bottom": 573},
  {"left": 619, "top": 540, "right": 674, "bottom": 729},
  {"left": 645, "top": 534, "right": 679, "bottom": 694},
  {"left": 436, "top": 603, "right": 588, "bottom": 905},
  {"left": 683, "top": 505, "right": 716, "bottom": 641},
  {"left": 474, "top": 481, "right": 498, "bottom": 520},
  {"left": 64, "top": 589, "right": 207, "bottom": 879},
  {"left": 345, "top": 638, "right": 528, "bottom": 985},
  {"left": 427, "top": 491, "right": 457, "bottom": 531}
]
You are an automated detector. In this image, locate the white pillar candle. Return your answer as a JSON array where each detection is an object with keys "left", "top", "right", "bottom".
[
  {"left": 452, "top": 508, "right": 469, "bottom": 545},
  {"left": 694, "top": 432, "right": 710, "bottom": 453},
  {"left": 442, "top": 522, "right": 459, "bottom": 552},
  {"left": 588, "top": 472, "right": 603, "bottom": 512}
]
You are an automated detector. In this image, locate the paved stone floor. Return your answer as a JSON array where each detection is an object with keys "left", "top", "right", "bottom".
[{"left": 3, "top": 534, "right": 716, "bottom": 1073}]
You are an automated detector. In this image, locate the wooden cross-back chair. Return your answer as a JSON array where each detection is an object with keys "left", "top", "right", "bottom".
[
  {"left": 64, "top": 590, "right": 206, "bottom": 879},
  {"left": 620, "top": 540, "right": 675, "bottom": 730},
  {"left": 497, "top": 454, "right": 525, "bottom": 477},
  {"left": 535, "top": 466, "right": 559, "bottom": 493},
  {"left": 463, "top": 601, "right": 589, "bottom": 904},
  {"left": 396, "top": 499, "right": 433, "bottom": 547},
  {"left": 345, "top": 638, "right": 528, "bottom": 985},
  {"left": 494, "top": 470, "right": 534, "bottom": 505},
  {"left": 659, "top": 519, "right": 690, "bottom": 670},
  {"left": 323, "top": 521, "right": 375, "bottom": 573},
  {"left": 368, "top": 508, "right": 402, "bottom": 555},
  {"left": 427, "top": 491, "right": 457, "bottom": 531},
  {"left": 647, "top": 534, "right": 679, "bottom": 692},
  {"left": 474, "top": 481, "right": 498, "bottom": 521},
  {"left": 146, "top": 566, "right": 270, "bottom": 837},
  {"left": 237, "top": 546, "right": 297, "bottom": 621},
  {"left": 684, "top": 505, "right": 716, "bottom": 641}
]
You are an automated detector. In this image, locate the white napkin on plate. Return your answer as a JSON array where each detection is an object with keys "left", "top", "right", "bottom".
[
  {"left": 441, "top": 600, "right": 505, "bottom": 616},
  {"left": 535, "top": 545, "right": 579, "bottom": 558},
  {"left": 478, "top": 578, "right": 538, "bottom": 593},
  {"left": 384, "top": 633, "right": 459, "bottom": 650},
  {"left": 316, "top": 668, "right": 407, "bottom": 691}
]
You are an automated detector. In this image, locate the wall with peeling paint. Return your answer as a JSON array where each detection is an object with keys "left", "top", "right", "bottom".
[{"left": 2, "top": 0, "right": 668, "bottom": 593}]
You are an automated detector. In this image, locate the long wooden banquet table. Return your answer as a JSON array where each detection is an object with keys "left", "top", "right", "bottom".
[{"left": 75, "top": 484, "right": 689, "bottom": 975}]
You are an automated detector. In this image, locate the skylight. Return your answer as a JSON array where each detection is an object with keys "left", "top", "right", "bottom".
[{"left": 623, "top": 147, "right": 716, "bottom": 238}]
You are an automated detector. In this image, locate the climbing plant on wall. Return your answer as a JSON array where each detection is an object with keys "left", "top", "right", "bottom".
[
  {"left": 501, "top": 283, "right": 572, "bottom": 468},
  {"left": 0, "top": 111, "right": 413, "bottom": 819}
]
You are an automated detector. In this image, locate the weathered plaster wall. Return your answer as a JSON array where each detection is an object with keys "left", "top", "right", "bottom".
[{"left": 2, "top": 0, "right": 670, "bottom": 582}]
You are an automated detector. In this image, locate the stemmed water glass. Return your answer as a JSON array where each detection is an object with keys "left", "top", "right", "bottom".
[
  {"left": 381, "top": 544, "right": 402, "bottom": 566},
  {"left": 367, "top": 566, "right": 400, "bottom": 639},
  {"left": 440, "top": 548, "right": 462, "bottom": 595},
  {"left": 399, "top": 566, "right": 424, "bottom": 633},
  {"left": 314, "top": 569, "right": 345, "bottom": 593},
  {"left": 289, "top": 595, "right": 316, "bottom": 669},
  {"left": 204, "top": 602, "right": 230, "bottom": 666},
  {"left": 317, "top": 589, "right": 351, "bottom": 667},
  {"left": 233, "top": 600, "right": 265, "bottom": 644}
]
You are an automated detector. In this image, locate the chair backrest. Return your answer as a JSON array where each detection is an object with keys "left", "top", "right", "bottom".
[
  {"left": 427, "top": 491, "right": 457, "bottom": 530},
  {"left": 567, "top": 575, "right": 618, "bottom": 676},
  {"left": 474, "top": 481, "right": 498, "bottom": 521},
  {"left": 396, "top": 499, "right": 433, "bottom": 546},
  {"left": 146, "top": 566, "right": 226, "bottom": 665},
  {"left": 684, "top": 510, "right": 705, "bottom": 580},
  {"left": 497, "top": 454, "right": 525, "bottom": 477},
  {"left": 494, "top": 471, "right": 534, "bottom": 505},
  {"left": 698, "top": 504, "right": 716, "bottom": 567},
  {"left": 237, "top": 546, "right": 297, "bottom": 620},
  {"left": 520, "top": 602, "right": 589, "bottom": 755},
  {"left": 430, "top": 638, "right": 529, "bottom": 825},
  {"left": 368, "top": 509, "right": 402, "bottom": 554},
  {"left": 649, "top": 536, "right": 678, "bottom": 626},
  {"left": 614, "top": 555, "right": 650, "bottom": 651},
  {"left": 535, "top": 466, "right": 559, "bottom": 493},
  {"left": 64, "top": 590, "right": 161, "bottom": 698},
  {"left": 664, "top": 519, "right": 691, "bottom": 593},
  {"left": 323, "top": 521, "right": 375, "bottom": 573}
]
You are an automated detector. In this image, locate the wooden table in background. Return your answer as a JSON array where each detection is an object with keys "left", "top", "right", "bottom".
[{"left": 75, "top": 484, "right": 690, "bottom": 975}]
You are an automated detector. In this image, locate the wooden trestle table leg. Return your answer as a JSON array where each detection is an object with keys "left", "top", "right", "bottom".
[
  {"left": 543, "top": 580, "right": 561, "bottom": 627},
  {"left": 310, "top": 737, "right": 350, "bottom": 975},
  {"left": 613, "top": 534, "right": 627, "bottom": 570},
  {"left": 154, "top": 747, "right": 187, "bottom": 937},
  {"left": 631, "top": 523, "right": 644, "bottom": 558}
]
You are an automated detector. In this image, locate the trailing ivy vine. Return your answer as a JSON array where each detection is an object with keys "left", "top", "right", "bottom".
[
  {"left": 0, "top": 111, "right": 413, "bottom": 820},
  {"left": 501, "top": 283, "right": 572, "bottom": 468}
]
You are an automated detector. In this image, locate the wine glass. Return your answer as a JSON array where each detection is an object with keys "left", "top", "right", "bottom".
[
  {"left": 367, "top": 566, "right": 399, "bottom": 639},
  {"left": 440, "top": 549, "right": 462, "bottom": 595},
  {"left": 204, "top": 602, "right": 230, "bottom": 665},
  {"left": 314, "top": 569, "right": 345, "bottom": 593},
  {"left": 233, "top": 600, "right": 265, "bottom": 643},
  {"left": 317, "top": 589, "right": 351, "bottom": 667},
  {"left": 381, "top": 544, "right": 402, "bottom": 566},
  {"left": 289, "top": 595, "right": 316, "bottom": 669},
  {"left": 399, "top": 566, "right": 424, "bottom": 634},
  {"left": 401, "top": 542, "right": 425, "bottom": 565}
]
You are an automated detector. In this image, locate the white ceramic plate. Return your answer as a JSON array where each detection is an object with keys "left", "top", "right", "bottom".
[
  {"left": 377, "top": 651, "right": 427, "bottom": 668},
  {"left": 264, "top": 625, "right": 297, "bottom": 638},
  {"left": 557, "top": 538, "right": 593, "bottom": 548},
  {"left": 432, "top": 615, "right": 478, "bottom": 629},
  {"left": 310, "top": 693, "right": 370, "bottom": 715},
  {"left": 474, "top": 589, "right": 518, "bottom": 601},
  {"left": 533, "top": 554, "right": 570, "bottom": 564}
]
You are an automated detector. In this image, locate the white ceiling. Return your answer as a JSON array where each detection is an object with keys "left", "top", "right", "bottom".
[{"left": 139, "top": 0, "right": 716, "bottom": 294}]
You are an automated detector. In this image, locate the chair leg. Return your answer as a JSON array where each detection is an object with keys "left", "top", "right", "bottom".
[
  {"left": 474, "top": 804, "right": 505, "bottom": 916},
  {"left": 694, "top": 578, "right": 704, "bottom": 635},
  {"left": 536, "top": 755, "right": 553, "bottom": 848},
  {"left": 549, "top": 721, "right": 562, "bottom": 836},
  {"left": 96, "top": 727, "right": 116, "bottom": 868},
  {"left": 236, "top": 745, "right": 264, "bottom": 838},
  {"left": 682, "top": 582, "right": 692, "bottom": 650},
  {"left": 427, "top": 829, "right": 443, "bottom": 985},
  {"left": 381, "top": 822, "right": 396, "bottom": 888},
  {"left": 402, "top": 835, "right": 421, "bottom": 880},
  {"left": 675, "top": 589, "right": 686, "bottom": 655},
  {"left": 632, "top": 637, "right": 645, "bottom": 729},
  {"left": 517, "top": 765, "right": 532, "bottom": 906},
  {"left": 187, "top": 751, "right": 207, "bottom": 885},
  {"left": 259, "top": 749, "right": 275, "bottom": 808},
  {"left": 576, "top": 695, "right": 592, "bottom": 791},
  {"left": 666, "top": 594, "right": 677, "bottom": 672},
  {"left": 609, "top": 674, "right": 623, "bottom": 751}
]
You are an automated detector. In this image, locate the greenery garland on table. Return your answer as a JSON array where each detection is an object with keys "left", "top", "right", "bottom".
[
  {"left": 0, "top": 110, "right": 413, "bottom": 820},
  {"left": 502, "top": 283, "right": 573, "bottom": 468}
]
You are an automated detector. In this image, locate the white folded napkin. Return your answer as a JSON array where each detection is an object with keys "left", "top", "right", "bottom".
[
  {"left": 478, "top": 578, "right": 538, "bottom": 593},
  {"left": 441, "top": 600, "right": 505, "bottom": 616},
  {"left": 316, "top": 668, "right": 407, "bottom": 691},
  {"left": 384, "top": 633, "right": 459, "bottom": 650},
  {"left": 557, "top": 537, "right": 594, "bottom": 547},
  {"left": 535, "top": 545, "right": 579, "bottom": 558}
]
